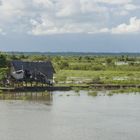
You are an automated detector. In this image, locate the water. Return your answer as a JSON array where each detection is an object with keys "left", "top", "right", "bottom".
[{"left": 0, "top": 91, "right": 140, "bottom": 140}]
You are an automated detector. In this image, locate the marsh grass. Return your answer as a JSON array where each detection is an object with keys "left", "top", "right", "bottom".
[
  {"left": 88, "top": 91, "right": 98, "bottom": 97},
  {"left": 107, "top": 93, "right": 114, "bottom": 96},
  {"left": 55, "top": 70, "right": 140, "bottom": 85},
  {"left": 72, "top": 87, "right": 80, "bottom": 93},
  {"left": 0, "top": 93, "right": 3, "bottom": 98},
  {"left": 110, "top": 88, "right": 140, "bottom": 94}
]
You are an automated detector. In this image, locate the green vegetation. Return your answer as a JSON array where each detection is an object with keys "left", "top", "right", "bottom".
[
  {"left": 110, "top": 88, "right": 140, "bottom": 94},
  {"left": 1, "top": 52, "right": 140, "bottom": 88},
  {"left": 88, "top": 91, "right": 98, "bottom": 96},
  {"left": 55, "top": 70, "right": 140, "bottom": 85},
  {"left": 107, "top": 93, "right": 114, "bottom": 96},
  {"left": 72, "top": 87, "right": 80, "bottom": 93},
  {"left": 51, "top": 55, "right": 140, "bottom": 86}
]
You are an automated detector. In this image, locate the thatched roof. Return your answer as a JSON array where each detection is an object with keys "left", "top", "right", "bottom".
[{"left": 11, "top": 60, "right": 55, "bottom": 76}]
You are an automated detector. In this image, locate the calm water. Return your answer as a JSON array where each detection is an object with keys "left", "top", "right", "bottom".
[{"left": 0, "top": 91, "right": 140, "bottom": 140}]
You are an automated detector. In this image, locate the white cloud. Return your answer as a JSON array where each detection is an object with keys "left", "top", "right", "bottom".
[
  {"left": 32, "top": 0, "right": 54, "bottom": 9},
  {"left": 99, "top": 28, "right": 110, "bottom": 33},
  {"left": 80, "top": 1, "right": 108, "bottom": 14},
  {"left": 0, "top": 28, "right": 3, "bottom": 33},
  {"left": 0, "top": 0, "right": 25, "bottom": 21},
  {"left": 55, "top": 0, "right": 80, "bottom": 17},
  {"left": 124, "top": 4, "right": 140, "bottom": 11},
  {"left": 0, "top": 28, "right": 6, "bottom": 35},
  {"left": 0, "top": 0, "right": 140, "bottom": 35},
  {"left": 96, "top": 0, "right": 132, "bottom": 5},
  {"left": 29, "top": 0, "right": 140, "bottom": 35},
  {"left": 86, "top": 17, "right": 140, "bottom": 34},
  {"left": 111, "top": 17, "right": 140, "bottom": 34},
  {"left": 30, "top": 17, "right": 99, "bottom": 35}
]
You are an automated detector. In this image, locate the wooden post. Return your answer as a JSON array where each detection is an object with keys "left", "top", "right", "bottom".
[
  {"left": 26, "top": 80, "right": 27, "bottom": 87},
  {"left": 31, "top": 81, "right": 32, "bottom": 87},
  {"left": 42, "top": 80, "right": 43, "bottom": 87},
  {"left": 17, "top": 81, "right": 19, "bottom": 87}
]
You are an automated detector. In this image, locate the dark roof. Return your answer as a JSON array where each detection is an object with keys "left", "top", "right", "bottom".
[{"left": 11, "top": 60, "right": 55, "bottom": 75}]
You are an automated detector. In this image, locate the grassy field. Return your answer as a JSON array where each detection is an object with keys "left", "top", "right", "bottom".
[
  {"left": 55, "top": 70, "right": 140, "bottom": 85},
  {"left": 1, "top": 52, "right": 140, "bottom": 87}
]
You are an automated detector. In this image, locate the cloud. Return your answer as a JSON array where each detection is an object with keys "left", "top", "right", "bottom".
[
  {"left": 32, "top": 0, "right": 54, "bottom": 9},
  {"left": 111, "top": 17, "right": 140, "bottom": 34},
  {"left": 0, "top": 0, "right": 25, "bottom": 21},
  {"left": 30, "top": 17, "right": 99, "bottom": 35},
  {"left": 0, "top": 28, "right": 6, "bottom": 35},
  {"left": 96, "top": 0, "right": 132, "bottom": 5},
  {"left": 0, "top": 28, "right": 3, "bottom": 33},
  {"left": 124, "top": 4, "right": 140, "bottom": 11},
  {"left": 0, "top": 0, "right": 140, "bottom": 35}
]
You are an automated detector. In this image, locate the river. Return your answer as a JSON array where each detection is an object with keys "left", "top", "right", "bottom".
[{"left": 0, "top": 91, "right": 140, "bottom": 140}]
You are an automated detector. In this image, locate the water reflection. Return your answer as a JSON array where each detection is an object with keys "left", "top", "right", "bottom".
[
  {"left": 0, "top": 91, "right": 140, "bottom": 140},
  {"left": 0, "top": 92, "right": 53, "bottom": 105}
]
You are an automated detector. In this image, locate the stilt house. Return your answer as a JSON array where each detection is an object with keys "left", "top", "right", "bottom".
[{"left": 10, "top": 60, "right": 55, "bottom": 85}]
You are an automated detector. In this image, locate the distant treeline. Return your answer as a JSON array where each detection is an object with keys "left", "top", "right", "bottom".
[
  {"left": 1, "top": 52, "right": 140, "bottom": 71},
  {"left": 5, "top": 52, "right": 140, "bottom": 56}
]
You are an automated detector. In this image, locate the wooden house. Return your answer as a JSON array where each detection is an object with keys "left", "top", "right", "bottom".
[{"left": 10, "top": 60, "right": 55, "bottom": 86}]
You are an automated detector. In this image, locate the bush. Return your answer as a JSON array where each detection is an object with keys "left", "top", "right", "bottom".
[
  {"left": 58, "top": 61, "right": 69, "bottom": 69},
  {"left": 0, "top": 54, "right": 7, "bottom": 68},
  {"left": 92, "top": 77, "right": 103, "bottom": 84}
]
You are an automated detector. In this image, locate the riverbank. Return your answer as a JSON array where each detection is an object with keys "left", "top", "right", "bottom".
[
  {"left": 1, "top": 84, "right": 140, "bottom": 92},
  {"left": 1, "top": 53, "right": 140, "bottom": 91}
]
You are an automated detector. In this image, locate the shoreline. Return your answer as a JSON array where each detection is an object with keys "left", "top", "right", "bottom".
[{"left": 1, "top": 84, "right": 140, "bottom": 92}]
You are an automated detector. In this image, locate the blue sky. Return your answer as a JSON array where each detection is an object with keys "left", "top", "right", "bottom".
[{"left": 0, "top": 0, "right": 140, "bottom": 52}]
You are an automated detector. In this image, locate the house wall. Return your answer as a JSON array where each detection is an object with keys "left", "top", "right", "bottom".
[
  {"left": 46, "top": 72, "right": 53, "bottom": 80},
  {"left": 11, "top": 71, "right": 24, "bottom": 80},
  {"left": 10, "top": 61, "right": 55, "bottom": 83}
]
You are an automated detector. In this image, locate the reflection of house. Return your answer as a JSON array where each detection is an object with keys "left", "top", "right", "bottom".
[{"left": 10, "top": 60, "right": 55, "bottom": 85}]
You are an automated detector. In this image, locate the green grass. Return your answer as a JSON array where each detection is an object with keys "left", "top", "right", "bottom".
[
  {"left": 55, "top": 70, "right": 140, "bottom": 85},
  {"left": 72, "top": 87, "right": 80, "bottom": 93},
  {"left": 1, "top": 54, "right": 140, "bottom": 88},
  {"left": 0, "top": 68, "right": 9, "bottom": 80},
  {"left": 88, "top": 91, "right": 98, "bottom": 96},
  {"left": 107, "top": 93, "right": 114, "bottom": 96},
  {"left": 110, "top": 88, "right": 140, "bottom": 94}
]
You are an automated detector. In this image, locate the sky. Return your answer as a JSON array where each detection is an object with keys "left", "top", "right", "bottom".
[{"left": 0, "top": 0, "right": 140, "bottom": 52}]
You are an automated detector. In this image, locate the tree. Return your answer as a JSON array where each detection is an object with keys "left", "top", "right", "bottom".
[
  {"left": 59, "top": 61, "right": 69, "bottom": 69},
  {"left": 106, "top": 58, "right": 114, "bottom": 66},
  {"left": 0, "top": 54, "right": 7, "bottom": 68}
]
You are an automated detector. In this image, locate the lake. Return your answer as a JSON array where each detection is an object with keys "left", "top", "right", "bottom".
[{"left": 0, "top": 91, "right": 140, "bottom": 140}]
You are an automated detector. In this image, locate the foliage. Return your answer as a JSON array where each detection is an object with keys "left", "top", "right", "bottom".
[
  {"left": 110, "top": 88, "right": 140, "bottom": 94},
  {"left": 1, "top": 53, "right": 140, "bottom": 87},
  {"left": 0, "top": 53, "right": 7, "bottom": 68},
  {"left": 88, "top": 91, "right": 98, "bottom": 96}
]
